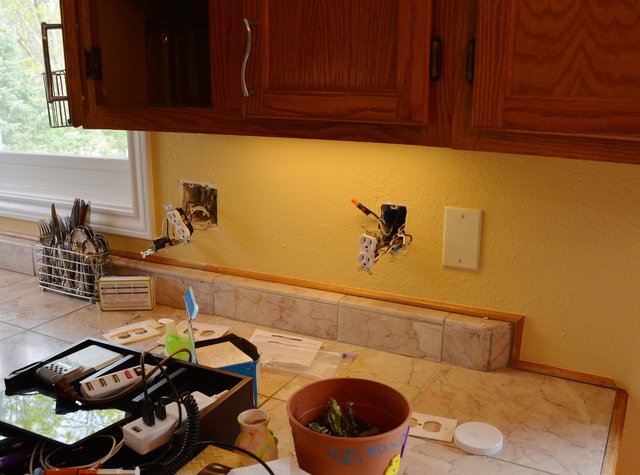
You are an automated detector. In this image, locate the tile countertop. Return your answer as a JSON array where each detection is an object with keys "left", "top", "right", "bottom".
[{"left": 0, "top": 270, "right": 619, "bottom": 475}]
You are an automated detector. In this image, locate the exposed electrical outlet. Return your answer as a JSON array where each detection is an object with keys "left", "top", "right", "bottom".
[
  {"left": 167, "top": 209, "right": 193, "bottom": 241},
  {"left": 359, "top": 234, "right": 378, "bottom": 254},
  {"left": 357, "top": 251, "right": 375, "bottom": 271},
  {"left": 180, "top": 180, "right": 217, "bottom": 228},
  {"left": 358, "top": 234, "right": 377, "bottom": 270}
]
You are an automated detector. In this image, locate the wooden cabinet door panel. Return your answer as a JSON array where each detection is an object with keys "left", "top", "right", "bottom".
[
  {"left": 472, "top": 0, "right": 640, "bottom": 139},
  {"left": 242, "top": 0, "right": 433, "bottom": 125}
]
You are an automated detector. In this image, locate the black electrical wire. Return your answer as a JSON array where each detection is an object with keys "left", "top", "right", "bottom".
[
  {"left": 194, "top": 441, "right": 276, "bottom": 475},
  {"left": 159, "top": 391, "right": 200, "bottom": 473},
  {"left": 141, "top": 352, "right": 183, "bottom": 424}
]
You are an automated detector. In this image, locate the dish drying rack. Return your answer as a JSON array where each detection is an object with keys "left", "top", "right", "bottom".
[{"left": 35, "top": 244, "right": 111, "bottom": 302}]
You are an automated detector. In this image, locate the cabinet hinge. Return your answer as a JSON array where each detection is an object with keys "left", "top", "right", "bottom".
[
  {"left": 429, "top": 37, "right": 442, "bottom": 81},
  {"left": 465, "top": 39, "right": 475, "bottom": 84},
  {"left": 84, "top": 47, "right": 102, "bottom": 81}
]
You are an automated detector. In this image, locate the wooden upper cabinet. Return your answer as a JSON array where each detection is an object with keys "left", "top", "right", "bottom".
[
  {"left": 472, "top": 0, "right": 640, "bottom": 140},
  {"left": 241, "top": 0, "right": 433, "bottom": 125}
]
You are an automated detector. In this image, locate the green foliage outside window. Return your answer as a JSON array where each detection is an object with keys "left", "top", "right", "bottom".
[{"left": 0, "top": 0, "right": 127, "bottom": 158}]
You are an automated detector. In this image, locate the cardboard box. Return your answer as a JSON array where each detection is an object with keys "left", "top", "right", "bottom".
[{"left": 196, "top": 334, "right": 260, "bottom": 407}]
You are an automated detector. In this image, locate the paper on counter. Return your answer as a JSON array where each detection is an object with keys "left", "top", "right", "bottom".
[
  {"left": 156, "top": 320, "right": 229, "bottom": 345},
  {"left": 249, "top": 329, "right": 322, "bottom": 368},
  {"left": 196, "top": 341, "right": 253, "bottom": 368}
]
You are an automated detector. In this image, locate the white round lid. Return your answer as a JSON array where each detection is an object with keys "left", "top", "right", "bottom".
[{"left": 454, "top": 421, "right": 504, "bottom": 456}]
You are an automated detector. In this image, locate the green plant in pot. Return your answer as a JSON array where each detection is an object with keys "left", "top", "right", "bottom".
[
  {"left": 307, "top": 398, "right": 381, "bottom": 438},
  {"left": 287, "top": 378, "right": 412, "bottom": 475}
]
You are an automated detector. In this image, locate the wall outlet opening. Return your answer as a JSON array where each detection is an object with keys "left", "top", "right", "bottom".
[{"left": 180, "top": 181, "right": 217, "bottom": 229}]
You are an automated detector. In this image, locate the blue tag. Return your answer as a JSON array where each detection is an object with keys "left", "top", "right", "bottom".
[{"left": 183, "top": 287, "right": 199, "bottom": 321}]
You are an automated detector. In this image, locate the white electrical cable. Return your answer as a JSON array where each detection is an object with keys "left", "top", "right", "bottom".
[{"left": 37, "top": 433, "right": 124, "bottom": 470}]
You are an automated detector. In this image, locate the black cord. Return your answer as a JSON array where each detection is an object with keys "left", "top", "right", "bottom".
[
  {"left": 141, "top": 353, "right": 183, "bottom": 425},
  {"left": 194, "top": 441, "right": 276, "bottom": 475},
  {"left": 159, "top": 391, "right": 200, "bottom": 473}
]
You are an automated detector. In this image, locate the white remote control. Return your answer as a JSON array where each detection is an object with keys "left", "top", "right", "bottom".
[{"left": 80, "top": 364, "right": 155, "bottom": 399}]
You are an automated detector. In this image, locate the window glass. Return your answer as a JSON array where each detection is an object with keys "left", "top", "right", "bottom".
[
  {"left": 0, "top": 0, "right": 127, "bottom": 157},
  {"left": 0, "top": 0, "right": 152, "bottom": 239}
]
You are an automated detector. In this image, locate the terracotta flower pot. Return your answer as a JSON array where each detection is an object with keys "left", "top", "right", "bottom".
[{"left": 287, "top": 378, "right": 412, "bottom": 475}]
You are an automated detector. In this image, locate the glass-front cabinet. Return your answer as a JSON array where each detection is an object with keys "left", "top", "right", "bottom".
[{"left": 60, "top": 0, "right": 436, "bottom": 140}]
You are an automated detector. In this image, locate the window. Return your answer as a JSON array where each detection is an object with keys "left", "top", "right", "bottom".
[{"left": 0, "top": 0, "right": 152, "bottom": 238}]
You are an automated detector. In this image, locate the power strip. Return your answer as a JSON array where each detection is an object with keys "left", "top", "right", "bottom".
[
  {"left": 123, "top": 390, "right": 226, "bottom": 455},
  {"left": 80, "top": 364, "right": 155, "bottom": 399}
]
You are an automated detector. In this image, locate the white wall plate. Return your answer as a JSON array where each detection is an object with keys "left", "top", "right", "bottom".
[
  {"left": 103, "top": 319, "right": 162, "bottom": 345},
  {"left": 409, "top": 412, "right": 458, "bottom": 442}
]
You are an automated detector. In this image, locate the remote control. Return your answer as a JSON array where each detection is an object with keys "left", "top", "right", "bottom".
[{"left": 35, "top": 345, "right": 123, "bottom": 386}]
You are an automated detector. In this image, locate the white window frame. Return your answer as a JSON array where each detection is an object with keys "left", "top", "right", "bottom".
[{"left": 0, "top": 131, "right": 153, "bottom": 239}]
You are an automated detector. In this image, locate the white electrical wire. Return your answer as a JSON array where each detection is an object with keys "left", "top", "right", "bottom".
[{"left": 33, "top": 432, "right": 124, "bottom": 471}]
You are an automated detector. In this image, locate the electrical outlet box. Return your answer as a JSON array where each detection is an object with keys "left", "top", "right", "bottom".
[
  {"left": 381, "top": 203, "right": 407, "bottom": 235},
  {"left": 442, "top": 207, "right": 483, "bottom": 270},
  {"left": 180, "top": 181, "right": 217, "bottom": 228}
]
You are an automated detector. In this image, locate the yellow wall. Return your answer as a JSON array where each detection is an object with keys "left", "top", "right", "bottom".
[{"left": 3, "top": 133, "right": 639, "bottom": 473}]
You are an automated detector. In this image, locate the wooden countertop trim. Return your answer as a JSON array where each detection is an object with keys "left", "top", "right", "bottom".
[{"left": 602, "top": 389, "right": 629, "bottom": 475}]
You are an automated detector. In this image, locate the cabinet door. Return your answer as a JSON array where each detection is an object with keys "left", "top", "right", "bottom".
[
  {"left": 472, "top": 0, "right": 640, "bottom": 140},
  {"left": 242, "top": 0, "right": 433, "bottom": 125}
]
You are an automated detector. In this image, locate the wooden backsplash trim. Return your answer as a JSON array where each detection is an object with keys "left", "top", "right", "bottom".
[
  {"left": 112, "top": 249, "right": 525, "bottom": 363},
  {"left": 601, "top": 389, "right": 629, "bottom": 475},
  {"left": 512, "top": 360, "right": 618, "bottom": 389}
]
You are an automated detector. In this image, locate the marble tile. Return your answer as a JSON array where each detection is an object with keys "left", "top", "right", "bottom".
[
  {"left": 215, "top": 279, "right": 339, "bottom": 340},
  {"left": 400, "top": 438, "right": 550, "bottom": 475},
  {"left": 0, "top": 330, "right": 71, "bottom": 391},
  {"left": 271, "top": 373, "right": 325, "bottom": 402},
  {"left": 490, "top": 322, "right": 513, "bottom": 370},
  {"left": 154, "top": 274, "right": 215, "bottom": 314},
  {"left": 334, "top": 343, "right": 441, "bottom": 402},
  {"left": 0, "top": 268, "right": 619, "bottom": 474},
  {"left": 411, "top": 365, "right": 615, "bottom": 475},
  {"left": 214, "top": 275, "right": 343, "bottom": 323},
  {"left": 442, "top": 313, "right": 511, "bottom": 371},
  {"left": 0, "top": 268, "right": 32, "bottom": 288},
  {"left": 0, "top": 278, "right": 91, "bottom": 329},
  {"left": 33, "top": 304, "right": 183, "bottom": 353},
  {"left": 113, "top": 256, "right": 516, "bottom": 372},
  {"left": 113, "top": 257, "right": 217, "bottom": 315},
  {"left": 0, "top": 321, "right": 24, "bottom": 341},
  {"left": 213, "top": 282, "right": 236, "bottom": 318},
  {"left": 0, "top": 235, "right": 36, "bottom": 275},
  {"left": 215, "top": 275, "right": 344, "bottom": 303},
  {"left": 258, "top": 366, "right": 297, "bottom": 398},
  {"left": 338, "top": 296, "right": 445, "bottom": 361},
  {"left": 339, "top": 295, "right": 449, "bottom": 324}
]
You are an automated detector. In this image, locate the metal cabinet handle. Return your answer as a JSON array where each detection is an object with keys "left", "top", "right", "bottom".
[
  {"left": 241, "top": 18, "right": 253, "bottom": 97},
  {"left": 41, "top": 22, "right": 67, "bottom": 103}
]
